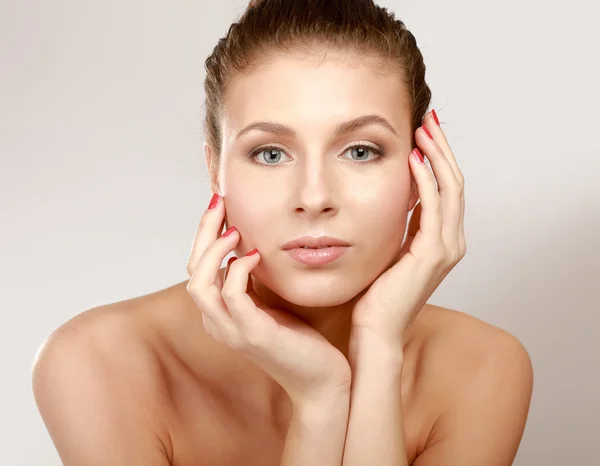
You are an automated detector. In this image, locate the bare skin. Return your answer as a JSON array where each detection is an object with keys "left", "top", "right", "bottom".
[
  {"left": 32, "top": 274, "right": 530, "bottom": 465},
  {"left": 33, "top": 51, "right": 533, "bottom": 465}
]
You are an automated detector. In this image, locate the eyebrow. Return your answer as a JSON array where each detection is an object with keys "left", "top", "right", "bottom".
[{"left": 235, "top": 114, "right": 398, "bottom": 141}]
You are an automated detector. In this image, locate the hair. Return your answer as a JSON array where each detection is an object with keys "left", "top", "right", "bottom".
[{"left": 203, "top": 0, "right": 432, "bottom": 181}]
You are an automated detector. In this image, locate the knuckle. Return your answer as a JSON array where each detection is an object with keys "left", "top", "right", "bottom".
[
  {"left": 447, "top": 250, "right": 461, "bottom": 264},
  {"left": 221, "top": 285, "right": 236, "bottom": 301},
  {"left": 228, "top": 332, "right": 247, "bottom": 351},
  {"left": 185, "top": 279, "right": 197, "bottom": 296},
  {"left": 244, "top": 330, "right": 267, "bottom": 350}
]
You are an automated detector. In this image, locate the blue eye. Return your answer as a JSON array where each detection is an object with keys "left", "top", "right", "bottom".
[
  {"left": 250, "top": 147, "right": 286, "bottom": 165},
  {"left": 248, "top": 143, "right": 385, "bottom": 167}
]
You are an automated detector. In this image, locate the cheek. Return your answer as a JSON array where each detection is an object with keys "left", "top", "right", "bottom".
[
  {"left": 359, "top": 177, "right": 411, "bottom": 255},
  {"left": 222, "top": 183, "right": 276, "bottom": 254}
]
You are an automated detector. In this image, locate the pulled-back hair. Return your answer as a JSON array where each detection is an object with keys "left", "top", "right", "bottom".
[{"left": 203, "top": 0, "right": 432, "bottom": 177}]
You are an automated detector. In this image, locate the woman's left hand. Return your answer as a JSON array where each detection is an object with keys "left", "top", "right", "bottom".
[{"left": 351, "top": 111, "right": 466, "bottom": 348}]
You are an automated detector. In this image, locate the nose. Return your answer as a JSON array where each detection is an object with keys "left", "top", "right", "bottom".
[{"left": 293, "top": 160, "right": 339, "bottom": 218}]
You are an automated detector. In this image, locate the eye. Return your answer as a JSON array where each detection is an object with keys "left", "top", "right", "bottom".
[
  {"left": 341, "top": 143, "right": 385, "bottom": 163},
  {"left": 248, "top": 146, "right": 290, "bottom": 166},
  {"left": 247, "top": 142, "right": 385, "bottom": 167}
]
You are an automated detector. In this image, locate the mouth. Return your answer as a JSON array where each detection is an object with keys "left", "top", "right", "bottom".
[
  {"left": 283, "top": 245, "right": 350, "bottom": 266},
  {"left": 281, "top": 235, "right": 352, "bottom": 250}
]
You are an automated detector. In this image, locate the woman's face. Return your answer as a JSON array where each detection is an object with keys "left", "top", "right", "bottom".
[{"left": 210, "top": 51, "right": 418, "bottom": 308}]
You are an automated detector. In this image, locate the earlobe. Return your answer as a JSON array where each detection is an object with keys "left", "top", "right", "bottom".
[
  {"left": 204, "top": 142, "right": 220, "bottom": 195},
  {"left": 407, "top": 175, "right": 419, "bottom": 212}
]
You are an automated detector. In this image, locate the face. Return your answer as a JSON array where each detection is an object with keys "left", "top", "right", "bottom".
[{"left": 208, "top": 51, "right": 418, "bottom": 308}]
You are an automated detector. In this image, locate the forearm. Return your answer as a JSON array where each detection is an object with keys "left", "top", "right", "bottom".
[
  {"left": 343, "top": 332, "right": 408, "bottom": 466},
  {"left": 281, "top": 389, "right": 350, "bottom": 466}
]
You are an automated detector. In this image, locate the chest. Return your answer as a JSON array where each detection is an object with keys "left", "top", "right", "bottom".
[{"left": 167, "top": 380, "right": 434, "bottom": 466}]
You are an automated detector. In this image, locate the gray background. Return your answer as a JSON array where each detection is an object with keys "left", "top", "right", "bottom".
[{"left": 1, "top": 0, "right": 599, "bottom": 464}]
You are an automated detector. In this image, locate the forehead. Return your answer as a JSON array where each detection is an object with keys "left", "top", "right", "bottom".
[{"left": 222, "top": 52, "right": 411, "bottom": 139}]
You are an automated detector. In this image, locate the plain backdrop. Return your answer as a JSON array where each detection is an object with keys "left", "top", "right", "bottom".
[{"left": 1, "top": 0, "right": 599, "bottom": 464}]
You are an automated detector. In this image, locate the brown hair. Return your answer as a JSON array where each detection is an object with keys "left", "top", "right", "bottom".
[{"left": 203, "top": 0, "right": 432, "bottom": 180}]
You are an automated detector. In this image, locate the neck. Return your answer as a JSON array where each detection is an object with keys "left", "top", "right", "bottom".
[{"left": 249, "top": 274, "right": 369, "bottom": 359}]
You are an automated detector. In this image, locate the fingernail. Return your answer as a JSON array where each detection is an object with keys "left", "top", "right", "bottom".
[
  {"left": 432, "top": 109, "right": 440, "bottom": 126},
  {"left": 208, "top": 193, "right": 220, "bottom": 210},
  {"left": 222, "top": 226, "right": 237, "bottom": 237},
  {"left": 422, "top": 125, "right": 433, "bottom": 139},
  {"left": 412, "top": 148, "right": 424, "bottom": 163},
  {"left": 227, "top": 256, "right": 237, "bottom": 266},
  {"left": 245, "top": 248, "right": 259, "bottom": 256}
]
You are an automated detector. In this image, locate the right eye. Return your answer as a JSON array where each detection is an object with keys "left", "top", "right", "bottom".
[{"left": 248, "top": 145, "right": 290, "bottom": 167}]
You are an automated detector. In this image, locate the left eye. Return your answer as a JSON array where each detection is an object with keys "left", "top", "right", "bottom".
[
  {"left": 248, "top": 144, "right": 385, "bottom": 166},
  {"left": 345, "top": 145, "right": 384, "bottom": 162}
]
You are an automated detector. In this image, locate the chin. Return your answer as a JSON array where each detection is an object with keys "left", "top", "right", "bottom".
[
  {"left": 283, "top": 285, "right": 357, "bottom": 308},
  {"left": 252, "top": 261, "right": 370, "bottom": 308}
]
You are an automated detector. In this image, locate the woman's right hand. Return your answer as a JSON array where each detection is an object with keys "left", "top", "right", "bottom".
[{"left": 185, "top": 194, "right": 351, "bottom": 405}]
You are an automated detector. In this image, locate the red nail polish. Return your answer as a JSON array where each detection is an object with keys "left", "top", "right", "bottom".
[
  {"left": 422, "top": 125, "right": 433, "bottom": 139},
  {"left": 245, "top": 248, "right": 259, "bottom": 256},
  {"left": 222, "top": 226, "right": 237, "bottom": 237},
  {"left": 432, "top": 109, "right": 440, "bottom": 126},
  {"left": 208, "top": 193, "right": 220, "bottom": 210},
  {"left": 412, "top": 148, "right": 424, "bottom": 163}
]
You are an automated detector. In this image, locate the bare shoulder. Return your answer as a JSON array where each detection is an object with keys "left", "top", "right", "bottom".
[
  {"left": 32, "top": 298, "right": 174, "bottom": 465},
  {"left": 419, "top": 304, "right": 533, "bottom": 378},
  {"left": 413, "top": 304, "right": 534, "bottom": 463}
]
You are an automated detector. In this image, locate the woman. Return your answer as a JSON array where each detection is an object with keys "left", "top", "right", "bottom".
[{"left": 32, "top": 0, "right": 533, "bottom": 464}]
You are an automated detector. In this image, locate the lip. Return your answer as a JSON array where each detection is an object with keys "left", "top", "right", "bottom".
[
  {"left": 285, "top": 246, "right": 349, "bottom": 266},
  {"left": 281, "top": 235, "right": 352, "bottom": 250}
]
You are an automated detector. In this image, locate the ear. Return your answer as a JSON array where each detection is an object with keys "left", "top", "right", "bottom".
[
  {"left": 407, "top": 169, "right": 419, "bottom": 212},
  {"left": 204, "top": 141, "right": 221, "bottom": 195}
]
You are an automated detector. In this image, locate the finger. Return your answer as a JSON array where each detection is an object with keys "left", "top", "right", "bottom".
[
  {"left": 191, "top": 225, "right": 240, "bottom": 293},
  {"left": 409, "top": 149, "right": 442, "bottom": 245},
  {"left": 224, "top": 256, "right": 237, "bottom": 282},
  {"left": 422, "top": 110, "right": 466, "bottom": 257},
  {"left": 423, "top": 112, "right": 466, "bottom": 252},
  {"left": 416, "top": 128, "right": 462, "bottom": 247},
  {"left": 220, "top": 250, "right": 262, "bottom": 329},
  {"left": 186, "top": 279, "right": 235, "bottom": 334},
  {"left": 202, "top": 313, "right": 224, "bottom": 342},
  {"left": 423, "top": 110, "right": 464, "bottom": 186},
  {"left": 186, "top": 193, "right": 226, "bottom": 277}
]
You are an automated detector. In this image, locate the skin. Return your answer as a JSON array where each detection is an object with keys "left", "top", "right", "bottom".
[{"left": 31, "top": 51, "right": 534, "bottom": 465}]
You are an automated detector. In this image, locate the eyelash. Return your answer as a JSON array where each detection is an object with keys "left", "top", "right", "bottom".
[{"left": 247, "top": 142, "right": 386, "bottom": 167}]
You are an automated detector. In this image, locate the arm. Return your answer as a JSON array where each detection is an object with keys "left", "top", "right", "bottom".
[
  {"left": 342, "top": 329, "right": 534, "bottom": 466},
  {"left": 32, "top": 322, "right": 171, "bottom": 466},
  {"left": 343, "top": 331, "right": 408, "bottom": 466},
  {"left": 281, "top": 386, "right": 351, "bottom": 466}
]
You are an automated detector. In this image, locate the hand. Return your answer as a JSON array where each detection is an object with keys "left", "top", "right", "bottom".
[
  {"left": 351, "top": 112, "right": 466, "bottom": 348},
  {"left": 186, "top": 195, "right": 351, "bottom": 404}
]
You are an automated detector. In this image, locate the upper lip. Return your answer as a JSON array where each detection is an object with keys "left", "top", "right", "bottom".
[{"left": 282, "top": 236, "right": 352, "bottom": 250}]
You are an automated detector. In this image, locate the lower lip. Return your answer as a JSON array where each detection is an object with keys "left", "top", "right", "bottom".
[{"left": 284, "top": 247, "right": 349, "bottom": 265}]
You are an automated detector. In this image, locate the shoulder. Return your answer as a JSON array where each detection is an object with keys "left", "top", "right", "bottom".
[
  {"left": 32, "top": 302, "right": 173, "bottom": 465},
  {"left": 421, "top": 304, "right": 533, "bottom": 382},
  {"left": 414, "top": 305, "right": 534, "bottom": 464}
]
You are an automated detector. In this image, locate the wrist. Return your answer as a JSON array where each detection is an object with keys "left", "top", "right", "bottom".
[
  {"left": 349, "top": 328, "right": 405, "bottom": 373},
  {"left": 293, "top": 388, "right": 350, "bottom": 425}
]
